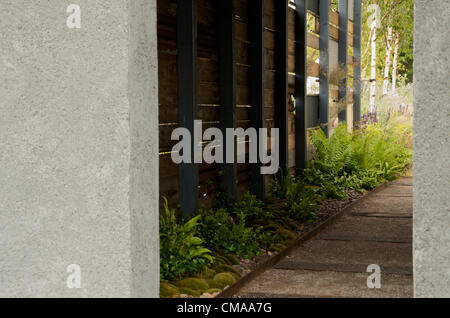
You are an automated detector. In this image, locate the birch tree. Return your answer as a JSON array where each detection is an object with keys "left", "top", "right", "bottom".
[
  {"left": 382, "top": 27, "right": 393, "bottom": 95},
  {"left": 369, "top": 0, "right": 378, "bottom": 114},
  {"left": 361, "top": 0, "right": 414, "bottom": 94},
  {"left": 391, "top": 32, "right": 400, "bottom": 93}
]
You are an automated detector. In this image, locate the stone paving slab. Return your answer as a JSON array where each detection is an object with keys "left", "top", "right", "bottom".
[
  {"left": 277, "top": 240, "right": 412, "bottom": 268},
  {"left": 317, "top": 234, "right": 411, "bottom": 244},
  {"left": 235, "top": 177, "right": 413, "bottom": 298},
  {"left": 317, "top": 215, "right": 412, "bottom": 240},
  {"left": 348, "top": 196, "right": 412, "bottom": 215},
  {"left": 391, "top": 177, "right": 413, "bottom": 186},
  {"left": 238, "top": 269, "right": 413, "bottom": 298},
  {"left": 274, "top": 262, "right": 412, "bottom": 275},
  {"left": 376, "top": 185, "right": 412, "bottom": 196},
  {"left": 350, "top": 212, "right": 412, "bottom": 218},
  {"left": 372, "top": 193, "right": 413, "bottom": 198}
]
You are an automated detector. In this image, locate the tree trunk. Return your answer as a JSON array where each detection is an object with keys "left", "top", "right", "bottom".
[
  {"left": 369, "top": 3, "right": 377, "bottom": 115},
  {"left": 382, "top": 27, "right": 393, "bottom": 96},
  {"left": 392, "top": 32, "right": 399, "bottom": 93}
]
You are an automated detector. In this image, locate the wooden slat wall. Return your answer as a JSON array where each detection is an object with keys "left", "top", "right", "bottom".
[{"left": 157, "top": 0, "right": 359, "bottom": 212}]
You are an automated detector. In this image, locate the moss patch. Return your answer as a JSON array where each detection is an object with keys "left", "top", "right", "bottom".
[
  {"left": 204, "top": 278, "right": 215, "bottom": 288},
  {"left": 263, "top": 223, "right": 281, "bottom": 232},
  {"left": 212, "top": 252, "right": 232, "bottom": 265},
  {"left": 178, "top": 287, "right": 202, "bottom": 297},
  {"left": 196, "top": 268, "right": 217, "bottom": 279},
  {"left": 174, "top": 278, "right": 209, "bottom": 292},
  {"left": 205, "top": 288, "right": 222, "bottom": 294},
  {"left": 223, "top": 254, "right": 240, "bottom": 265},
  {"left": 275, "top": 228, "right": 297, "bottom": 242},
  {"left": 270, "top": 243, "right": 287, "bottom": 252},
  {"left": 230, "top": 272, "right": 241, "bottom": 281},
  {"left": 213, "top": 264, "right": 241, "bottom": 277},
  {"left": 160, "top": 283, "right": 180, "bottom": 298},
  {"left": 210, "top": 272, "right": 236, "bottom": 289}
]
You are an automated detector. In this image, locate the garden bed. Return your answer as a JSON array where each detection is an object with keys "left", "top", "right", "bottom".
[
  {"left": 160, "top": 123, "right": 412, "bottom": 298},
  {"left": 219, "top": 187, "right": 392, "bottom": 298},
  {"left": 231, "top": 190, "right": 363, "bottom": 278},
  {"left": 160, "top": 189, "right": 371, "bottom": 298}
]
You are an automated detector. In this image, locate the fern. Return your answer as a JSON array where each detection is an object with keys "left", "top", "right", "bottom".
[
  {"left": 160, "top": 197, "right": 213, "bottom": 280},
  {"left": 304, "top": 122, "right": 412, "bottom": 196}
]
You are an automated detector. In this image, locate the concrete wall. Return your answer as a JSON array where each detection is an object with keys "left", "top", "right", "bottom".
[
  {"left": 414, "top": 0, "right": 450, "bottom": 298},
  {"left": 0, "top": 0, "right": 159, "bottom": 297}
]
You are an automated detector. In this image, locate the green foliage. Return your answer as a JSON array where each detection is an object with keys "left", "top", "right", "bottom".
[
  {"left": 178, "top": 287, "right": 202, "bottom": 297},
  {"left": 270, "top": 169, "right": 296, "bottom": 199},
  {"left": 362, "top": 0, "right": 414, "bottom": 82},
  {"left": 198, "top": 208, "right": 262, "bottom": 259},
  {"left": 174, "top": 278, "right": 209, "bottom": 292},
  {"left": 271, "top": 171, "right": 320, "bottom": 223},
  {"left": 303, "top": 123, "right": 412, "bottom": 197},
  {"left": 196, "top": 268, "right": 217, "bottom": 279},
  {"left": 160, "top": 120, "right": 412, "bottom": 287},
  {"left": 160, "top": 282, "right": 180, "bottom": 298},
  {"left": 234, "top": 192, "right": 272, "bottom": 221},
  {"left": 286, "top": 182, "right": 320, "bottom": 222},
  {"left": 212, "top": 170, "right": 235, "bottom": 212},
  {"left": 210, "top": 273, "right": 236, "bottom": 289},
  {"left": 213, "top": 264, "right": 241, "bottom": 277},
  {"left": 160, "top": 198, "right": 213, "bottom": 281}
]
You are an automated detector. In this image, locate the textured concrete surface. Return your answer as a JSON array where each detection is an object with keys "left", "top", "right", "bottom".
[
  {"left": 414, "top": 0, "right": 450, "bottom": 298},
  {"left": 376, "top": 185, "right": 413, "bottom": 195},
  {"left": 237, "top": 178, "right": 413, "bottom": 298},
  {"left": 279, "top": 240, "right": 412, "bottom": 268},
  {"left": 349, "top": 196, "right": 412, "bottom": 214},
  {"left": 239, "top": 270, "right": 413, "bottom": 298},
  {"left": 317, "top": 216, "right": 412, "bottom": 240},
  {"left": 0, "top": 1, "right": 159, "bottom": 297}
]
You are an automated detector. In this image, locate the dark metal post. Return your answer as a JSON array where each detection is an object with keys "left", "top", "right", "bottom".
[
  {"left": 338, "top": 0, "right": 348, "bottom": 123},
  {"left": 249, "top": 0, "right": 266, "bottom": 200},
  {"left": 275, "top": 0, "right": 289, "bottom": 172},
  {"left": 353, "top": 0, "right": 362, "bottom": 126},
  {"left": 295, "top": 0, "right": 308, "bottom": 173},
  {"left": 177, "top": 0, "right": 198, "bottom": 216},
  {"left": 319, "top": 0, "right": 330, "bottom": 137},
  {"left": 219, "top": 0, "right": 237, "bottom": 202}
]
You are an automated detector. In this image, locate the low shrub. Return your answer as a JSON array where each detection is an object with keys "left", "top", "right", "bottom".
[
  {"left": 270, "top": 172, "right": 321, "bottom": 223},
  {"left": 234, "top": 192, "right": 272, "bottom": 221},
  {"left": 160, "top": 198, "right": 213, "bottom": 281},
  {"left": 198, "top": 208, "right": 262, "bottom": 259},
  {"left": 303, "top": 123, "right": 412, "bottom": 197}
]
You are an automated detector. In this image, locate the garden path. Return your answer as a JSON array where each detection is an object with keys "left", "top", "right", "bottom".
[{"left": 236, "top": 176, "right": 413, "bottom": 298}]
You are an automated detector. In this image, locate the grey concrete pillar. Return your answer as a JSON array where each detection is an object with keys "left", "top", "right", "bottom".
[
  {"left": 414, "top": 0, "right": 450, "bottom": 298},
  {"left": 0, "top": 0, "right": 159, "bottom": 297}
]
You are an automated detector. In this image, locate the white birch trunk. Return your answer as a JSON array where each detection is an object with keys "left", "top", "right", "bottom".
[
  {"left": 369, "top": 12, "right": 377, "bottom": 114},
  {"left": 392, "top": 32, "right": 399, "bottom": 94},
  {"left": 382, "top": 27, "right": 393, "bottom": 96}
]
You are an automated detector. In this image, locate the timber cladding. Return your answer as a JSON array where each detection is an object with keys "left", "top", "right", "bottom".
[{"left": 157, "top": 0, "right": 359, "bottom": 212}]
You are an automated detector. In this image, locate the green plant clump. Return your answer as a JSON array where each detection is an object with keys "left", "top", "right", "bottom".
[
  {"left": 160, "top": 198, "right": 213, "bottom": 281},
  {"left": 159, "top": 122, "right": 412, "bottom": 290},
  {"left": 303, "top": 124, "right": 411, "bottom": 197},
  {"left": 198, "top": 207, "right": 262, "bottom": 259},
  {"left": 234, "top": 192, "right": 272, "bottom": 221},
  {"left": 270, "top": 171, "right": 321, "bottom": 223}
]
